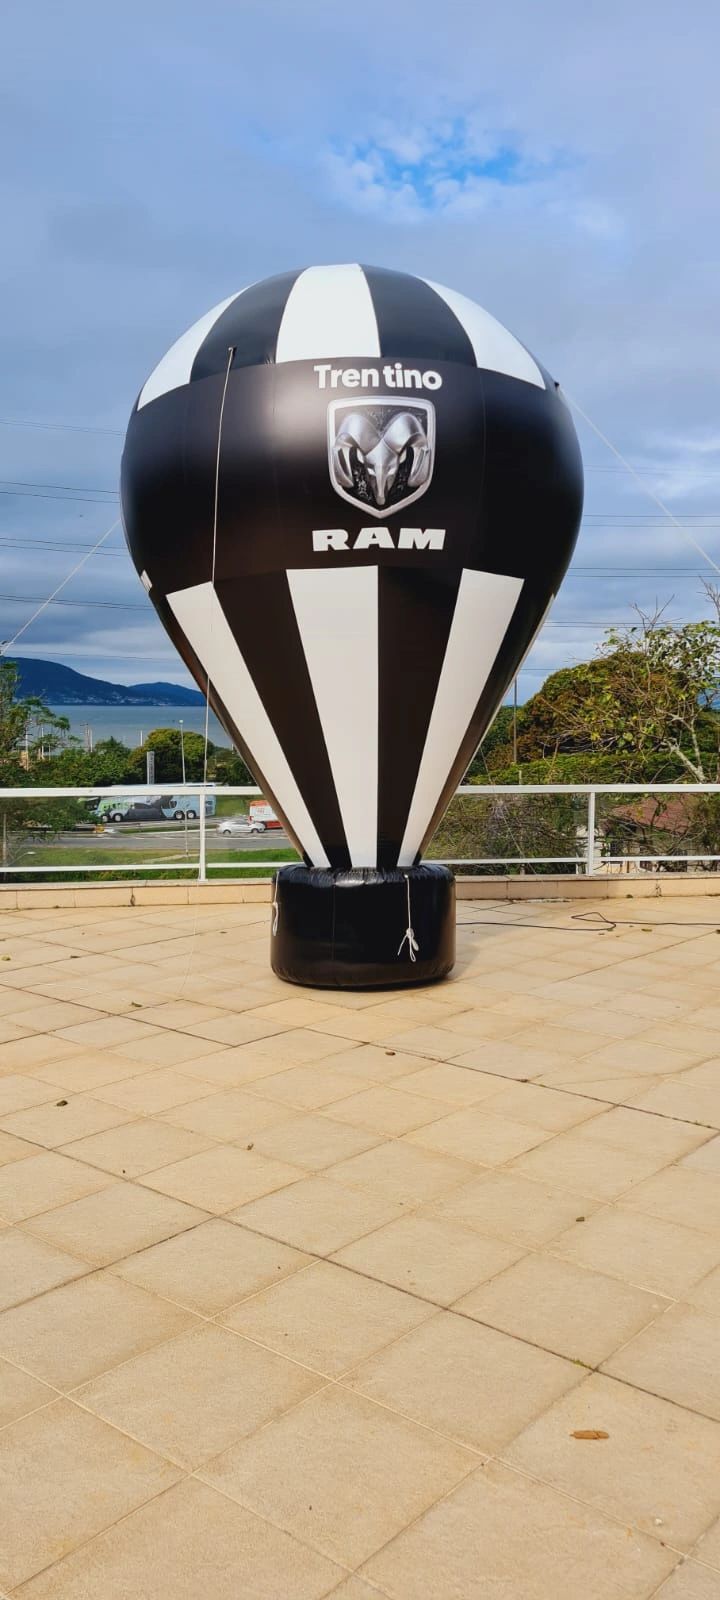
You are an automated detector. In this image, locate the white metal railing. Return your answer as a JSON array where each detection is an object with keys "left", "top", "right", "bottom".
[{"left": 0, "top": 782, "right": 719, "bottom": 881}]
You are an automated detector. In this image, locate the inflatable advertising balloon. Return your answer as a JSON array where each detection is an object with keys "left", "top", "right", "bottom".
[{"left": 121, "top": 264, "right": 583, "bottom": 986}]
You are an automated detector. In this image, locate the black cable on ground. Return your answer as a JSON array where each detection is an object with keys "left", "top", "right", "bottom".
[
  {"left": 456, "top": 910, "right": 720, "bottom": 934},
  {"left": 572, "top": 909, "right": 720, "bottom": 933}
]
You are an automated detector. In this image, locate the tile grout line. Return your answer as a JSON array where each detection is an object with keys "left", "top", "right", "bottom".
[
  {"left": 480, "top": 1451, "right": 695, "bottom": 1569},
  {"left": 4, "top": 1110, "right": 718, "bottom": 1313},
  {"left": 7, "top": 961, "right": 720, "bottom": 1137},
  {"left": 6, "top": 1190, "right": 713, "bottom": 1439},
  {"left": 4, "top": 903, "right": 720, "bottom": 1595}
]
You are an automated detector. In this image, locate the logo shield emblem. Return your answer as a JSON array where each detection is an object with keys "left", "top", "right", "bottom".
[{"left": 328, "top": 397, "right": 436, "bottom": 519}]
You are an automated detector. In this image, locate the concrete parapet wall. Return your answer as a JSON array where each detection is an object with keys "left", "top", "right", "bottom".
[{"left": 1, "top": 873, "right": 719, "bottom": 910}]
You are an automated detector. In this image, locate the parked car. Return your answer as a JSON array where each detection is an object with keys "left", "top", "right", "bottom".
[
  {"left": 217, "top": 815, "right": 265, "bottom": 836},
  {"left": 218, "top": 803, "right": 282, "bottom": 835}
]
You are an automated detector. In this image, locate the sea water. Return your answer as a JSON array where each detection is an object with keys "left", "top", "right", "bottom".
[{"left": 46, "top": 705, "right": 232, "bottom": 749}]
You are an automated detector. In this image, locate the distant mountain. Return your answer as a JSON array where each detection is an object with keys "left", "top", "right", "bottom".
[
  {"left": 130, "top": 680, "right": 206, "bottom": 704},
  {"left": 9, "top": 657, "right": 205, "bottom": 707}
]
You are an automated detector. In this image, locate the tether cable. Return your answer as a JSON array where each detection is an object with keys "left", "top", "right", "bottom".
[
  {"left": 0, "top": 517, "right": 120, "bottom": 655},
  {"left": 564, "top": 392, "right": 720, "bottom": 579}
]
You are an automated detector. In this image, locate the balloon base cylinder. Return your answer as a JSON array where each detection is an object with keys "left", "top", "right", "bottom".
[{"left": 270, "top": 864, "right": 456, "bottom": 989}]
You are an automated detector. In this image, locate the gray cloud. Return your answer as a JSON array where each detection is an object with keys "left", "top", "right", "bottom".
[{"left": 2, "top": 0, "right": 719, "bottom": 694}]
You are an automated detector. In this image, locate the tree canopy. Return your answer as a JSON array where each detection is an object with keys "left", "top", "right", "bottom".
[
  {"left": 4, "top": 594, "right": 720, "bottom": 881},
  {"left": 477, "top": 602, "right": 720, "bottom": 785},
  {"left": 0, "top": 660, "right": 85, "bottom": 867}
]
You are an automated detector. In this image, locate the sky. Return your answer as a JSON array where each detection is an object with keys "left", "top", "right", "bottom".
[{"left": 2, "top": 0, "right": 720, "bottom": 698}]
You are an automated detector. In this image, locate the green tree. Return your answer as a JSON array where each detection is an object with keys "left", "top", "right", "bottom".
[
  {"left": 477, "top": 602, "right": 720, "bottom": 785},
  {"left": 43, "top": 737, "right": 135, "bottom": 788},
  {"left": 430, "top": 788, "right": 582, "bottom": 874},
  {"left": 597, "top": 605, "right": 720, "bottom": 782},
  {"left": 126, "top": 727, "right": 217, "bottom": 784},
  {"left": 465, "top": 705, "right": 515, "bottom": 780},
  {"left": 209, "top": 747, "right": 254, "bottom": 786},
  {"left": 437, "top": 596, "right": 720, "bottom": 869},
  {"left": 0, "top": 660, "right": 83, "bottom": 869}
]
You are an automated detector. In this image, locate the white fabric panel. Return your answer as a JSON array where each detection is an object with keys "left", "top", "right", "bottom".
[
  {"left": 398, "top": 569, "right": 524, "bottom": 866},
  {"left": 167, "top": 582, "right": 330, "bottom": 868},
  {"left": 288, "top": 567, "right": 379, "bottom": 867},
  {"left": 275, "top": 264, "right": 380, "bottom": 363},
  {"left": 424, "top": 279, "right": 544, "bottom": 388},
  {"left": 477, "top": 592, "right": 555, "bottom": 754},
  {"left": 138, "top": 293, "right": 242, "bottom": 409}
]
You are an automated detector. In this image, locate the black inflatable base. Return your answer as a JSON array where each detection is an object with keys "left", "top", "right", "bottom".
[{"left": 271, "top": 864, "right": 456, "bottom": 989}]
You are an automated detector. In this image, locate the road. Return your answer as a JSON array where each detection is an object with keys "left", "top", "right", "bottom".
[{"left": 44, "top": 823, "right": 291, "bottom": 854}]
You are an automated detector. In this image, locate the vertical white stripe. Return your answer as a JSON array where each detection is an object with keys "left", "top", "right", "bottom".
[
  {"left": 167, "top": 582, "right": 330, "bottom": 868},
  {"left": 478, "top": 592, "right": 555, "bottom": 753},
  {"left": 424, "top": 279, "right": 544, "bottom": 389},
  {"left": 288, "top": 567, "right": 378, "bottom": 868},
  {"left": 399, "top": 569, "right": 524, "bottom": 866},
  {"left": 275, "top": 264, "right": 380, "bottom": 363},
  {"left": 138, "top": 292, "right": 243, "bottom": 409}
]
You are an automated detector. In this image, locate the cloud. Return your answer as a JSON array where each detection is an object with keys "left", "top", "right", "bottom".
[
  {"left": 319, "top": 118, "right": 566, "bottom": 222},
  {"left": 613, "top": 429, "right": 720, "bottom": 508},
  {"left": 1, "top": 0, "right": 719, "bottom": 693}
]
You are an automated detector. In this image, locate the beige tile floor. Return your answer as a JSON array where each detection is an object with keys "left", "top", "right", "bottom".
[{"left": 2, "top": 895, "right": 720, "bottom": 1596}]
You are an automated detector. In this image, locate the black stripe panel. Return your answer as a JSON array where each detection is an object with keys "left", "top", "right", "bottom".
[
  {"left": 361, "top": 266, "right": 476, "bottom": 366},
  {"left": 214, "top": 573, "right": 351, "bottom": 870},
  {"left": 191, "top": 271, "right": 303, "bottom": 380},
  {"left": 146, "top": 590, "right": 312, "bottom": 861},
  {"left": 377, "top": 567, "right": 462, "bottom": 870}
]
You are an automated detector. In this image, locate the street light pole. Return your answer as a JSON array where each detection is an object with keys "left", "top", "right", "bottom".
[
  {"left": 179, "top": 720, "right": 188, "bottom": 857},
  {"left": 512, "top": 678, "right": 518, "bottom": 766}
]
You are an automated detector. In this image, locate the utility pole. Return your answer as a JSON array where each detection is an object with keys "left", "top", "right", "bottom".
[
  {"left": 512, "top": 678, "right": 518, "bottom": 766},
  {"left": 179, "top": 720, "right": 188, "bottom": 856}
]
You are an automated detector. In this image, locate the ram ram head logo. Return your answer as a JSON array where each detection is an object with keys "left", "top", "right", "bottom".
[{"left": 327, "top": 398, "right": 436, "bottom": 518}]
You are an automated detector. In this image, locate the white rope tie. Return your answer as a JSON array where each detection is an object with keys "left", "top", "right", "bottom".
[
  {"left": 397, "top": 873, "right": 419, "bottom": 961},
  {"left": 271, "top": 876, "right": 279, "bottom": 936}
]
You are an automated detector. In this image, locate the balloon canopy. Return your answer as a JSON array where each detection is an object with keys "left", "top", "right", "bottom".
[{"left": 121, "top": 264, "right": 583, "bottom": 888}]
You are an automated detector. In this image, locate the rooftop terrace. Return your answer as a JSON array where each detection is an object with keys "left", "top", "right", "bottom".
[{"left": 2, "top": 894, "right": 720, "bottom": 1597}]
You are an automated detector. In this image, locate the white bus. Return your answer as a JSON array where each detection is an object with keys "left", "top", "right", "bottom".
[{"left": 93, "top": 793, "right": 216, "bottom": 823}]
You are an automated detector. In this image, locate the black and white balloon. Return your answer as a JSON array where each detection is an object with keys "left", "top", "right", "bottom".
[{"left": 121, "top": 264, "right": 583, "bottom": 983}]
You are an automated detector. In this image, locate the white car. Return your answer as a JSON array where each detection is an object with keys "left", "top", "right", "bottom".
[{"left": 217, "top": 816, "right": 266, "bottom": 835}]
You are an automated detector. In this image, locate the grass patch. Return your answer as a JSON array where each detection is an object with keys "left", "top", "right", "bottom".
[
  {"left": 7, "top": 845, "right": 194, "bottom": 884},
  {"left": 5, "top": 843, "right": 299, "bottom": 883},
  {"left": 206, "top": 846, "right": 299, "bottom": 879},
  {"left": 214, "top": 795, "right": 250, "bottom": 818},
  {"left": 13, "top": 847, "right": 191, "bottom": 867}
]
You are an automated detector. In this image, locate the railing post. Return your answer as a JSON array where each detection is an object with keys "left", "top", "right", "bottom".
[
  {"left": 586, "top": 790, "right": 596, "bottom": 877},
  {"left": 199, "top": 793, "right": 207, "bottom": 883}
]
